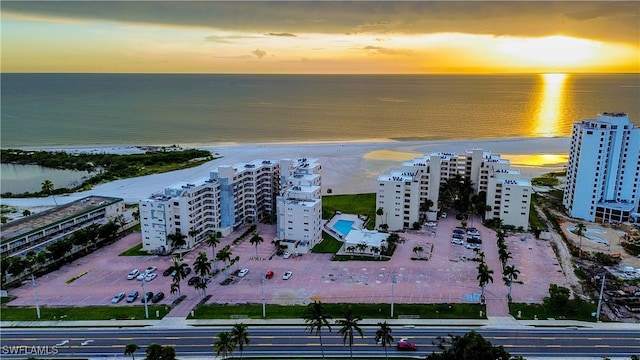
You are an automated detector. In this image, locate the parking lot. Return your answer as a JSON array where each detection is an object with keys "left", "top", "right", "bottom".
[{"left": 7, "top": 212, "right": 567, "bottom": 317}]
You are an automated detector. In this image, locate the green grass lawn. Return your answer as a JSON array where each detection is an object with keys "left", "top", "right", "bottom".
[
  {"left": 509, "top": 301, "right": 597, "bottom": 322},
  {"left": 191, "top": 303, "right": 485, "bottom": 320},
  {"left": 119, "top": 243, "right": 151, "bottom": 256},
  {"left": 311, "top": 232, "right": 344, "bottom": 253},
  {"left": 322, "top": 193, "right": 376, "bottom": 229},
  {"left": 0, "top": 305, "right": 171, "bottom": 321}
]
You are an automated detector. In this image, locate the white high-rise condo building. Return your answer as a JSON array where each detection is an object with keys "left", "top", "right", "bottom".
[
  {"left": 140, "top": 158, "right": 322, "bottom": 254},
  {"left": 276, "top": 158, "right": 323, "bottom": 254},
  {"left": 563, "top": 112, "right": 640, "bottom": 224},
  {"left": 377, "top": 149, "right": 531, "bottom": 231}
]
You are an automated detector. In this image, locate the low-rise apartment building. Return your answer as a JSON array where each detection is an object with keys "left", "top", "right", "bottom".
[{"left": 1, "top": 196, "right": 125, "bottom": 257}]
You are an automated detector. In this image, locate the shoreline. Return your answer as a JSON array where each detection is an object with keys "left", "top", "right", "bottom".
[{"left": 0, "top": 137, "right": 570, "bottom": 209}]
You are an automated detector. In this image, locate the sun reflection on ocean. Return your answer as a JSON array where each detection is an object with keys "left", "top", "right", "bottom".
[
  {"left": 532, "top": 73, "right": 568, "bottom": 137},
  {"left": 503, "top": 153, "right": 568, "bottom": 167}
]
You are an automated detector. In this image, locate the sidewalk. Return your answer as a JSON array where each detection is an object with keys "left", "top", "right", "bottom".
[{"left": 3, "top": 316, "right": 639, "bottom": 330}]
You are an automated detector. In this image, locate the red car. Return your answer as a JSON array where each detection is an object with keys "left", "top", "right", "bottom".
[
  {"left": 265, "top": 271, "right": 274, "bottom": 279},
  {"left": 396, "top": 338, "right": 417, "bottom": 351}
]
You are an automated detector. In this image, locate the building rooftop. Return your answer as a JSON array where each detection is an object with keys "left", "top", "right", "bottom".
[{"left": 1, "top": 196, "right": 123, "bottom": 243}]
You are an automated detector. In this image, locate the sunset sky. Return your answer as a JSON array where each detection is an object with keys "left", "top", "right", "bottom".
[{"left": 2, "top": 1, "right": 638, "bottom": 74}]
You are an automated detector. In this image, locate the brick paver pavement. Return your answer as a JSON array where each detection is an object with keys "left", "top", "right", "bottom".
[{"left": 8, "top": 212, "right": 568, "bottom": 320}]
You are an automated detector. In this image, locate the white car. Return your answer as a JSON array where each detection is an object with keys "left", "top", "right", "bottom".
[
  {"left": 441, "top": 212, "right": 447, "bottom": 218},
  {"left": 467, "top": 228, "right": 480, "bottom": 237},
  {"left": 238, "top": 268, "right": 249, "bottom": 277},
  {"left": 144, "top": 266, "right": 157, "bottom": 274},
  {"left": 126, "top": 269, "right": 140, "bottom": 280},
  {"left": 451, "top": 239, "right": 465, "bottom": 245},
  {"left": 425, "top": 221, "right": 437, "bottom": 227},
  {"left": 466, "top": 244, "right": 481, "bottom": 250},
  {"left": 283, "top": 252, "right": 292, "bottom": 259},
  {"left": 136, "top": 273, "right": 146, "bottom": 281},
  {"left": 283, "top": 271, "right": 292, "bottom": 280},
  {"left": 144, "top": 272, "right": 157, "bottom": 282}
]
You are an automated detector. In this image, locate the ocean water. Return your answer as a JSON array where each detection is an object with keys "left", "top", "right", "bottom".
[{"left": 1, "top": 73, "right": 638, "bottom": 147}]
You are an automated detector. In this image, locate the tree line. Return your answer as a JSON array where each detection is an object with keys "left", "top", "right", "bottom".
[
  {"left": 1, "top": 218, "right": 126, "bottom": 288},
  {"left": 1, "top": 148, "right": 214, "bottom": 197}
]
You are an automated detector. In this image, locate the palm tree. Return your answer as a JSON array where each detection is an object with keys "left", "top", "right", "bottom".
[
  {"left": 370, "top": 246, "right": 380, "bottom": 258},
  {"left": 167, "top": 232, "right": 187, "bottom": 259},
  {"left": 498, "top": 248, "right": 512, "bottom": 269},
  {"left": 304, "top": 301, "right": 332, "bottom": 359},
  {"left": 216, "top": 245, "right": 232, "bottom": 275},
  {"left": 193, "top": 252, "right": 211, "bottom": 297},
  {"left": 503, "top": 264, "right": 520, "bottom": 302},
  {"left": 412, "top": 246, "right": 424, "bottom": 259},
  {"left": 146, "top": 343, "right": 163, "bottom": 360},
  {"left": 575, "top": 222, "right": 587, "bottom": 259},
  {"left": 374, "top": 321, "right": 394, "bottom": 360},
  {"left": 213, "top": 331, "right": 236, "bottom": 359},
  {"left": 205, "top": 232, "right": 221, "bottom": 272},
  {"left": 230, "top": 323, "right": 250, "bottom": 360},
  {"left": 124, "top": 343, "right": 139, "bottom": 360},
  {"left": 170, "top": 282, "right": 180, "bottom": 300},
  {"left": 496, "top": 229, "right": 506, "bottom": 245},
  {"left": 376, "top": 207, "right": 386, "bottom": 227},
  {"left": 169, "top": 257, "right": 188, "bottom": 297},
  {"left": 477, "top": 261, "right": 494, "bottom": 304},
  {"left": 41, "top": 179, "right": 58, "bottom": 206},
  {"left": 336, "top": 307, "right": 364, "bottom": 360},
  {"left": 249, "top": 232, "right": 264, "bottom": 259}
]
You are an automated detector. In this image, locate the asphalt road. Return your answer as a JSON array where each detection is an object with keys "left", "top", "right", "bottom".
[{"left": 1, "top": 326, "right": 638, "bottom": 359}]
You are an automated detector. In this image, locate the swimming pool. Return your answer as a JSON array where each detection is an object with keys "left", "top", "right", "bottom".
[{"left": 334, "top": 220, "right": 355, "bottom": 236}]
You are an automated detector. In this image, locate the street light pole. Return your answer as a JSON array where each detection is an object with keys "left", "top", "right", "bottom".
[
  {"left": 596, "top": 273, "right": 606, "bottom": 322},
  {"left": 391, "top": 271, "right": 397, "bottom": 318},
  {"left": 141, "top": 278, "right": 149, "bottom": 319},
  {"left": 31, "top": 274, "right": 41, "bottom": 319},
  {"left": 261, "top": 278, "right": 266, "bottom": 318}
]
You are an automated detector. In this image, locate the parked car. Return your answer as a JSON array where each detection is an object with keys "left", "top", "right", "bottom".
[
  {"left": 141, "top": 291, "right": 153, "bottom": 303},
  {"left": 451, "top": 239, "right": 465, "bottom": 245},
  {"left": 440, "top": 212, "right": 447, "bottom": 218},
  {"left": 425, "top": 221, "right": 437, "bottom": 227},
  {"left": 453, "top": 229, "right": 465, "bottom": 235},
  {"left": 136, "top": 273, "right": 146, "bottom": 281},
  {"left": 283, "top": 270, "right": 293, "bottom": 280},
  {"left": 238, "top": 268, "right": 249, "bottom": 277},
  {"left": 111, "top": 292, "right": 125, "bottom": 304},
  {"left": 144, "top": 272, "right": 157, "bottom": 282},
  {"left": 283, "top": 252, "right": 292, "bottom": 259},
  {"left": 144, "top": 266, "right": 157, "bottom": 274},
  {"left": 188, "top": 276, "right": 201, "bottom": 286},
  {"left": 126, "top": 290, "right": 139, "bottom": 303},
  {"left": 170, "top": 266, "right": 192, "bottom": 277},
  {"left": 126, "top": 269, "right": 140, "bottom": 280},
  {"left": 151, "top": 292, "right": 165, "bottom": 303},
  {"left": 265, "top": 271, "right": 274, "bottom": 279},
  {"left": 467, "top": 228, "right": 480, "bottom": 237},
  {"left": 396, "top": 338, "right": 417, "bottom": 351},
  {"left": 466, "top": 243, "right": 481, "bottom": 250},
  {"left": 163, "top": 268, "right": 173, "bottom": 277},
  {"left": 452, "top": 233, "right": 465, "bottom": 240},
  {"left": 467, "top": 236, "right": 482, "bottom": 244}
]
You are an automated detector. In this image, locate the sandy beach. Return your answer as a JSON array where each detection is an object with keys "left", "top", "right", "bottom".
[{"left": 1, "top": 137, "right": 570, "bottom": 209}]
